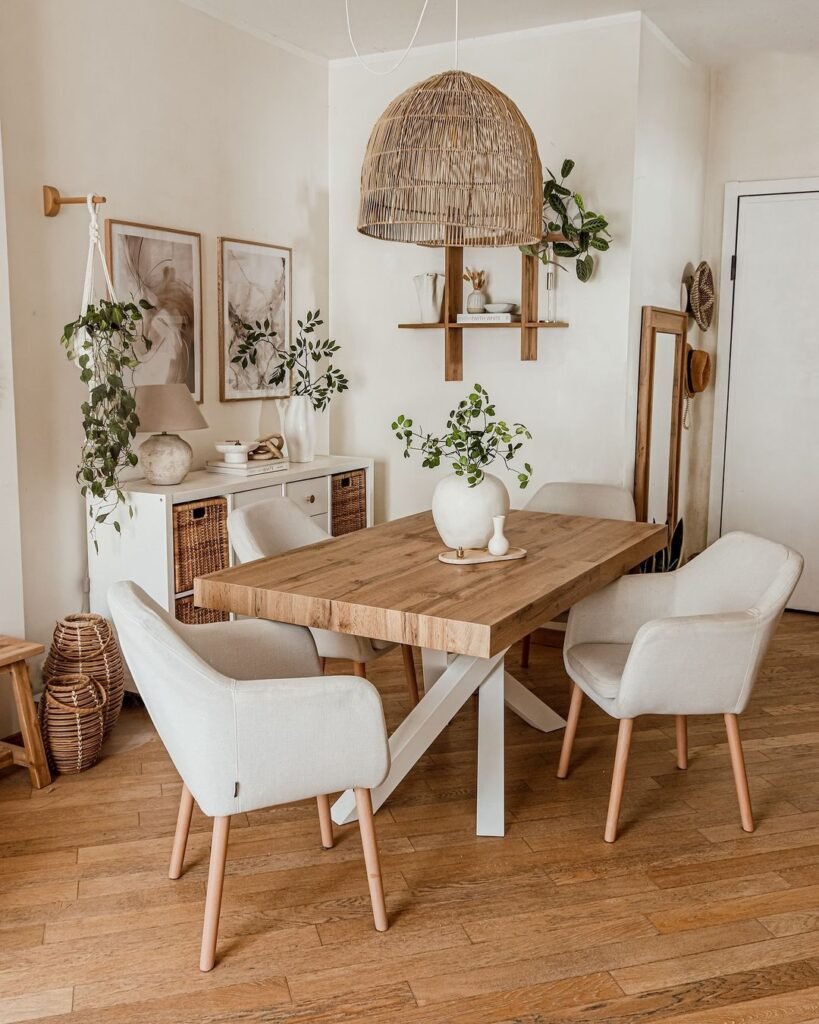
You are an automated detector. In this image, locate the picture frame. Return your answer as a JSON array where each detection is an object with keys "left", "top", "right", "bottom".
[
  {"left": 217, "top": 236, "right": 292, "bottom": 402},
  {"left": 105, "top": 219, "right": 203, "bottom": 403}
]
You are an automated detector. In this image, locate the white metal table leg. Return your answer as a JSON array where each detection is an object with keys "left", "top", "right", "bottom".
[
  {"left": 504, "top": 673, "right": 567, "bottom": 733},
  {"left": 420, "top": 648, "right": 449, "bottom": 694},
  {"left": 477, "top": 659, "right": 506, "bottom": 836},
  {"left": 332, "top": 650, "right": 505, "bottom": 827}
]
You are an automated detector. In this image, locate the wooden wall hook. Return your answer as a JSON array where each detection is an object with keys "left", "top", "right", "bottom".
[{"left": 43, "top": 185, "right": 107, "bottom": 217}]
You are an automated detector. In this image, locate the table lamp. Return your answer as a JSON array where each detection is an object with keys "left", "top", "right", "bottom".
[{"left": 134, "top": 383, "right": 208, "bottom": 485}]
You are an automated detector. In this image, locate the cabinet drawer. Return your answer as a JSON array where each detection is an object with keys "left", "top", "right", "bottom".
[
  {"left": 286, "top": 477, "right": 328, "bottom": 517},
  {"left": 232, "top": 482, "right": 284, "bottom": 510}
]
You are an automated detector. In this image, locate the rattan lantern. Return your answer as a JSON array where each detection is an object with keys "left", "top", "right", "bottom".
[{"left": 358, "top": 69, "right": 542, "bottom": 247}]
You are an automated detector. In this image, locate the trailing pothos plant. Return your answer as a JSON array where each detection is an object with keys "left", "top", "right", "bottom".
[
  {"left": 61, "top": 298, "right": 153, "bottom": 549},
  {"left": 391, "top": 383, "right": 533, "bottom": 488},
  {"left": 521, "top": 158, "right": 612, "bottom": 282},
  {"left": 261, "top": 309, "right": 348, "bottom": 411}
]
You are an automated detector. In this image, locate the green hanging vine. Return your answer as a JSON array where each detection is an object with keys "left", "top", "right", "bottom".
[{"left": 61, "top": 298, "right": 153, "bottom": 549}]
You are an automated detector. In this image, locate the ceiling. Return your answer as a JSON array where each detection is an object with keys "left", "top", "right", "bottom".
[{"left": 180, "top": 0, "right": 819, "bottom": 67}]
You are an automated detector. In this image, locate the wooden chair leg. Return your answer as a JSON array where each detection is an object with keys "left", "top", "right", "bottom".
[
  {"left": 9, "top": 661, "right": 51, "bottom": 789},
  {"left": 401, "top": 645, "right": 420, "bottom": 707},
  {"left": 353, "top": 662, "right": 367, "bottom": 679},
  {"left": 604, "top": 719, "right": 634, "bottom": 843},
  {"left": 557, "top": 684, "right": 583, "bottom": 779},
  {"left": 676, "top": 715, "right": 688, "bottom": 770},
  {"left": 725, "top": 713, "right": 754, "bottom": 833},
  {"left": 169, "top": 784, "right": 195, "bottom": 879},
  {"left": 316, "top": 794, "right": 334, "bottom": 849},
  {"left": 521, "top": 633, "right": 532, "bottom": 668},
  {"left": 354, "top": 787, "right": 388, "bottom": 932},
  {"left": 200, "top": 816, "right": 231, "bottom": 972}
]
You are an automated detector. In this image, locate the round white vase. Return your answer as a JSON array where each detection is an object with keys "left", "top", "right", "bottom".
[
  {"left": 284, "top": 395, "right": 316, "bottom": 463},
  {"left": 431, "top": 472, "right": 510, "bottom": 549}
]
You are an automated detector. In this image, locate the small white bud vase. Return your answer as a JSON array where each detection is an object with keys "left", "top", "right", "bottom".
[
  {"left": 467, "top": 289, "right": 486, "bottom": 313},
  {"left": 487, "top": 515, "right": 510, "bottom": 557},
  {"left": 283, "top": 394, "right": 315, "bottom": 463},
  {"left": 431, "top": 472, "right": 510, "bottom": 550}
]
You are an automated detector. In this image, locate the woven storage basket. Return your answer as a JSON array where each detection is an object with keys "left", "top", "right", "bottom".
[
  {"left": 44, "top": 613, "right": 124, "bottom": 737},
  {"left": 38, "top": 673, "right": 106, "bottom": 775},
  {"left": 331, "top": 469, "right": 367, "bottom": 536},
  {"left": 172, "top": 497, "right": 229, "bottom": 594},
  {"left": 175, "top": 596, "right": 228, "bottom": 625}
]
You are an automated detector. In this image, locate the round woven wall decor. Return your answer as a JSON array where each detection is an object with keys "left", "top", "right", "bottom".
[
  {"left": 689, "top": 261, "right": 715, "bottom": 331},
  {"left": 38, "top": 673, "right": 106, "bottom": 775},
  {"left": 358, "top": 69, "right": 542, "bottom": 247},
  {"left": 44, "top": 613, "right": 124, "bottom": 738}
]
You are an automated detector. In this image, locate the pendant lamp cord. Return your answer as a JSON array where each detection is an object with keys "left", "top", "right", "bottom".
[
  {"left": 345, "top": 0, "right": 431, "bottom": 75},
  {"left": 455, "top": 0, "right": 459, "bottom": 68}
]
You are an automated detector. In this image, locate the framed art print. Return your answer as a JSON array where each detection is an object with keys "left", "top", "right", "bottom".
[
  {"left": 218, "top": 237, "right": 292, "bottom": 402},
  {"left": 106, "top": 220, "right": 203, "bottom": 402}
]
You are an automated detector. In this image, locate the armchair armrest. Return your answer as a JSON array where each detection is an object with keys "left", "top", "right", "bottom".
[
  {"left": 232, "top": 674, "right": 390, "bottom": 812},
  {"left": 565, "top": 572, "right": 678, "bottom": 648},
  {"left": 618, "top": 611, "right": 762, "bottom": 717},
  {"left": 176, "top": 618, "right": 321, "bottom": 680}
]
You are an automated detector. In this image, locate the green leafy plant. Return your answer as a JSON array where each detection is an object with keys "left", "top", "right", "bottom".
[
  {"left": 263, "top": 309, "right": 348, "bottom": 412},
  {"left": 391, "top": 384, "right": 533, "bottom": 488},
  {"left": 61, "top": 299, "right": 153, "bottom": 549},
  {"left": 640, "top": 518, "right": 684, "bottom": 573},
  {"left": 521, "top": 158, "right": 612, "bottom": 282}
]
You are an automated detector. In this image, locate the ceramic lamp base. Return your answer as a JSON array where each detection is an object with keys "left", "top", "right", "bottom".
[{"left": 139, "top": 432, "right": 192, "bottom": 485}]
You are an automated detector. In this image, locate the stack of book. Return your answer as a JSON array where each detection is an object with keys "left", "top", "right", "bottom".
[
  {"left": 456, "top": 312, "right": 521, "bottom": 324},
  {"left": 206, "top": 460, "right": 290, "bottom": 476}
]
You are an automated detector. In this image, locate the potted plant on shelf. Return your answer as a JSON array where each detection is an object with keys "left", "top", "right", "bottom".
[
  {"left": 522, "top": 158, "right": 612, "bottom": 282},
  {"left": 391, "top": 384, "right": 533, "bottom": 549},
  {"left": 61, "top": 298, "right": 153, "bottom": 549},
  {"left": 241, "top": 309, "right": 349, "bottom": 463}
]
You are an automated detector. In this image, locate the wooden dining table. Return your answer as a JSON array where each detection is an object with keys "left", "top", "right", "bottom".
[{"left": 195, "top": 509, "right": 666, "bottom": 837}]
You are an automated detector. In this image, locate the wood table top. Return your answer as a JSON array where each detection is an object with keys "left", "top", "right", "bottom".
[{"left": 194, "top": 510, "right": 667, "bottom": 658}]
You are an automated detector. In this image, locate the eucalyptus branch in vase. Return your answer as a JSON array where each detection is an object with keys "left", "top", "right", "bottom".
[{"left": 267, "top": 309, "right": 349, "bottom": 411}]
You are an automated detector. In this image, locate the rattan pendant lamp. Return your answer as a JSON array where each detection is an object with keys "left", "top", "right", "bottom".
[{"left": 350, "top": 1, "right": 543, "bottom": 247}]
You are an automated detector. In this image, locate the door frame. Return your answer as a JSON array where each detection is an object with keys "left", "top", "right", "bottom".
[{"left": 707, "top": 176, "right": 819, "bottom": 544}]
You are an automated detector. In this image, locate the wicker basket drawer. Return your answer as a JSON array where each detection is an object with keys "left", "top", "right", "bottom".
[
  {"left": 331, "top": 469, "right": 367, "bottom": 536},
  {"left": 174, "top": 596, "right": 228, "bottom": 625},
  {"left": 172, "top": 497, "right": 229, "bottom": 594}
]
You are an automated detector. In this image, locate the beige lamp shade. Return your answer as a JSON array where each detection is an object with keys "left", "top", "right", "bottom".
[
  {"left": 134, "top": 384, "right": 207, "bottom": 434},
  {"left": 358, "top": 69, "right": 543, "bottom": 247}
]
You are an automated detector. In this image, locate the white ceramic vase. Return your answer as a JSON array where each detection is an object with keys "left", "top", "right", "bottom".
[
  {"left": 413, "top": 273, "right": 444, "bottom": 323},
  {"left": 467, "top": 289, "right": 486, "bottom": 313},
  {"left": 431, "top": 472, "right": 510, "bottom": 550},
  {"left": 487, "top": 515, "right": 511, "bottom": 556},
  {"left": 283, "top": 395, "right": 315, "bottom": 463}
]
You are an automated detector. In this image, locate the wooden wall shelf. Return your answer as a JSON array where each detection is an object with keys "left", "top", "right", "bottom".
[{"left": 399, "top": 246, "right": 568, "bottom": 381}]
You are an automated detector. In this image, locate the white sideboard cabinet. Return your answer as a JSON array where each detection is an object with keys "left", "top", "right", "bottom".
[{"left": 88, "top": 455, "right": 373, "bottom": 639}]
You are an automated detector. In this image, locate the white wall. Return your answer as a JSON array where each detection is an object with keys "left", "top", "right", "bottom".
[
  {"left": 0, "top": 0, "right": 328, "bottom": 657},
  {"left": 0, "top": 132, "right": 26, "bottom": 736},
  {"left": 692, "top": 50, "right": 819, "bottom": 545},
  {"left": 329, "top": 16, "right": 644, "bottom": 521},
  {"left": 627, "top": 20, "right": 709, "bottom": 539}
]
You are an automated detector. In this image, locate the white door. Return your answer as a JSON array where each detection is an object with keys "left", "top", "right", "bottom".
[{"left": 719, "top": 190, "right": 819, "bottom": 611}]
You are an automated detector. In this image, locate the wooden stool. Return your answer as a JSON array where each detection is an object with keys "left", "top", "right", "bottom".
[{"left": 0, "top": 637, "right": 51, "bottom": 789}]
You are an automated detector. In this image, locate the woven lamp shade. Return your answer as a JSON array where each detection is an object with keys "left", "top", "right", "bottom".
[{"left": 358, "top": 69, "right": 542, "bottom": 247}]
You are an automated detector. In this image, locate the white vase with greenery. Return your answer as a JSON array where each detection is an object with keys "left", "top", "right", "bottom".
[
  {"left": 391, "top": 383, "right": 533, "bottom": 550},
  {"left": 238, "top": 309, "right": 348, "bottom": 464}
]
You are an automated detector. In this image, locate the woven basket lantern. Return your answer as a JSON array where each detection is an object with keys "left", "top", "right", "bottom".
[
  {"left": 44, "top": 613, "right": 124, "bottom": 738},
  {"left": 38, "top": 673, "right": 107, "bottom": 775},
  {"left": 358, "top": 69, "right": 543, "bottom": 247}
]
